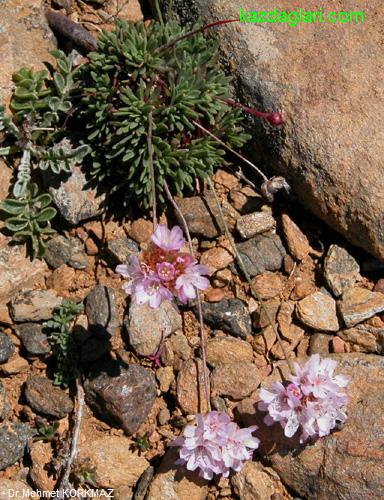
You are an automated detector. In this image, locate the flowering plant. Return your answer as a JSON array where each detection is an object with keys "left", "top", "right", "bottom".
[
  {"left": 171, "top": 411, "right": 259, "bottom": 480},
  {"left": 116, "top": 224, "right": 210, "bottom": 308},
  {"left": 258, "top": 354, "right": 349, "bottom": 443}
]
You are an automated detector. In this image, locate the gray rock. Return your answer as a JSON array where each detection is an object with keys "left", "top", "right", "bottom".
[
  {"left": 236, "top": 234, "right": 286, "bottom": 277},
  {"left": 0, "top": 332, "right": 15, "bottom": 364},
  {"left": 338, "top": 287, "right": 384, "bottom": 328},
  {"left": 106, "top": 238, "right": 139, "bottom": 265},
  {"left": 308, "top": 333, "right": 332, "bottom": 356},
  {"left": 45, "top": 165, "right": 106, "bottom": 225},
  {"left": 126, "top": 300, "right": 182, "bottom": 357},
  {"left": 85, "top": 285, "right": 119, "bottom": 338},
  {"left": 324, "top": 245, "right": 360, "bottom": 297},
  {"left": 0, "top": 423, "right": 35, "bottom": 470},
  {"left": 15, "top": 323, "right": 50, "bottom": 355},
  {"left": 10, "top": 290, "right": 62, "bottom": 323},
  {"left": 201, "top": 299, "right": 252, "bottom": 338},
  {"left": 236, "top": 212, "right": 276, "bottom": 239},
  {"left": 0, "top": 383, "right": 9, "bottom": 421},
  {"left": 45, "top": 235, "right": 87, "bottom": 270},
  {"left": 296, "top": 291, "right": 339, "bottom": 332},
  {"left": 176, "top": 193, "right": 238, "bottom": 239},
  {"left": 84, "top": 359, "right": 157, "bottom": 435},
  {"left": 24, "top": 376, "right": 73, "bottom": 419}
]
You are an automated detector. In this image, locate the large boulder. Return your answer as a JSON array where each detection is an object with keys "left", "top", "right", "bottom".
[
  {"left": 237, "top": 353, "right": 384, "bottom": 499},
  {"left": 164, "top": 0, "right": 384, "bottom": 260}
]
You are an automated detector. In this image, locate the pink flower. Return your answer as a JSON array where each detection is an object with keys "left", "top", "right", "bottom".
[
  {"left": 133, "top": 276, "right": 173, "bottom": 308},
  {"left": 151, "top": 224, "right": 186, "bottom": 251},
  {"left": 156, "top": 262, "right": 176, "bottom": 282},
  {"left": 172, "top": 411, "right": 259, "bottom": 480},
  {"left": 258, "top": 355, "right": 349, "bottom": 443},
  {"left": 175, "top": 262, "right": 210, "bottom": 302}
]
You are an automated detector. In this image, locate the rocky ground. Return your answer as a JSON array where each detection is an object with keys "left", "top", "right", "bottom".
[{"left": 0, "top": 1, "right": 383, "bottom": 499}]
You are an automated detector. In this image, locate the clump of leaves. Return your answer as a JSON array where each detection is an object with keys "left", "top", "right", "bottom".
[
  {"left": 0, "top": 51, "right": 89, "bottom": 257},
  {"left": 45, "top": 299, "right": 84, "bottom": 387},
  {"left": 72, "top": 458, "right": 98, "bottom": 488},
  {"left": 134, "top": 433, "right": 151, "bottom": 453},
  {"left": 35, "top": 421, "right": 59, "bottom": 442},
  {"left": 78, "top": 18, "right": 250, "bottom": 209}
]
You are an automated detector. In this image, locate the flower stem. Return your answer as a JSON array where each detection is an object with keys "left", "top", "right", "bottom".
[
  {"left": 147, "top": 111, "right": 157, "bottom": 230},
  {"left": 154, "top": 19, "right": 238, "bottom": 53},
  {"left": 192, "top": 120, "right": 268, "bottom": 183},
  {"left": 216, "top": 97, "right": 284, "bottom": 126},
  {"left": 206, "top": 177, "right": 295, "bottom": 376},
  {"left": 163, "top": 181, "right": 211, "bottom": 411}
]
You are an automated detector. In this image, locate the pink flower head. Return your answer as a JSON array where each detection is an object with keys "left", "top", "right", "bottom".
[
  {"left": 175, "top": 262, "right": 210, "bottom": 303},
  {"left": 133, "top": 276, "right": 173, "bottom": 308},
  {"left": 171, "top": 411, "right": 259, "bottom": 480},
  {"left": 258, "top": 355, "right": 349, "bottom": 443},
  {"left": 156, "top": 262, "right": 176, "bottom": 282},
  {"left": 151, "top": 224, "right": 186, "bottom": 251}
]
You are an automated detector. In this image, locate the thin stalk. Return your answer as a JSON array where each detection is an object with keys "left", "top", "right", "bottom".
[
  {"left": 216, "top": 97, "right": 284, "bottom": 126},
  {"left": 163, "top": 181, "right": 210, "bottom": 411},
  {"left": 57, "top": 378, "right": 85, "bottom": 497},
  {"left": 154, "top": 19, "right": 238, "bottom": 53},
  {"left": 206, "top": 177, "right": 295, "bottom": 375},
  {"left": 147, "top": 111, "right": 157, "bottom": 230},
  {"left": 192, "top": 121, "right": 268, "bottom": 183}
]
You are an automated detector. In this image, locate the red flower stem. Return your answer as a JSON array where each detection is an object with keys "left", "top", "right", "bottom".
[
  {"left": 154, "top": 19, "right": 238, "bottom": 53},
  {"left": 192, "top": 120, "right": 269, "bottom": 183},
  {"left": 206, "top": 176, "right": 295, "bottom": 376},
  {"left": 216, "top": 96, "right": 284, "bottom": 126},
  {"left": 163, "top": 180, "right": 211, "bottom": 412}
]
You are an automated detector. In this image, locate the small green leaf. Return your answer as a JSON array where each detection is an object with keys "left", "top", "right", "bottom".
[{"left": 36, "top": 207, "right": 57, "bottom": 223}]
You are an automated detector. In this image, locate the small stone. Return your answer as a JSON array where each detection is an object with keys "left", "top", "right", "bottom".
[
  {"left": 0, "top": 479, "right": 32, "bottom": 498},
  {"left": 44, "top": 235, "right": 73, "bottom": 268},
  {"left": 281, "top": 213, "right": 311, "bottom": 261},
  {"left": 134, "top": 466, "right": 155, "bottom": 500},
  {"left": 374, "top": 278, "right": 384, "bottom": 295},
  {"left": 331, "top": 336, "right": 348, "bottom": 353},
  {"left": 237, "top": 234, "right": 286, "bottom": 277},
  {"left": 176, "top": 193, "right": 238, "bottom": 239},
  {"left": 201, "top": 299, "right": 252, "bottom": 338},
  {"left": 85, "top": 285, "right": 119, "bottom": 338},
  {"left": 106, "top": 0, "right": 143, "bottom": 22},
  {"left": 158, "top": 408, "right": 171, "bottom": 426},
  {"left": 253, "top": 325, "right": 276, "bottom": 355},
  {"left": 205, "top": 288, "right": 225, "bottom": 303},
  {"left": 200, "top": 246, "right": 233, "bottom": 272},
  {"left": 67, "top": 250, "right": 88, "bottom": 270},
  {"left": 10, "top": 290, "right": 61, "bottom": 323},
  {"left": 339, "top": 287, "right": 384, "bottom": 327},
  {"left": 253, "top": 299, "right": 280, "bottom": 329},
  {"left": 296, "top": 291, "right": 339, "bottom": 332},
  {"left": 0, "top": 331, "right": 15, "bottom": 363},
  {"left": 271, "top": 325, "right": 304, "bottom": 359},
  {"left": 177, "top": 359, "right": 209, "bottom": 415},
  {"left": 29, "top": 440, "right": 54, "bottom": 492},
  {"left": 46, "top": 265, "right": 76, "bottom": 293},
  {"left": 296, "top": 337, "right": 310, "bottom": 357},
  {"left": 308, "top": 333, "right": 332, "bottom": 355},
  {"left": 0, "top": 383, "right": 9, "bottom": 421},
  {"left": 127, "top": 300, "right": 182, "bottom": 357},
  {"left": 106, "top": 238, "right": 139, "bottom": 265},
  {"left": 229, "top": 186, "right": 263, "bottom": 214},
  {"left": 85, "top": 237, "right": 99, "bottom": 256},
  {"left": 84, "top": 359, "right": 157, "bottom": 435},
  {"left": 213, "top": 169, "right": 239, "bottom": 190},
  {"left": 231, "top": 461, "right": 289, "bottom": 500},
  {"left": 0, "top": 423, "right": 35, "bottom": 470},
  {"left": 162, "top": 332, "right": 192, "bottom": 370},
  {"left": 0, "top": 355, "right": 29, "bottom": 376},
  {"left": 45, "top": 165, "right": 106, "bottom": 225},
  {"left": 15, "top": 323, "right": 50, "bottom": 355},
  {"left": 156, "top": 366, "right": 175, "bottom": 393},
  {"left": 25, "top": 376, "right": 73, "bottom": 419},
  {"left": 338, "top": 325, "right": 378, "bottom": 353},
  {"left": 127, "top": 219, "right": 153, "bottom": 243},
  {"left": 206, "top": 336, "right": 253, "bottom": 367},
  {"left": 252, "top": 272, "right": 283, "bottom": 299},
  {"left": 79, "top": 435, "right": 149, "bottom": 493},
  {"left": 146, "top": 448, "right": 208, "bottom": 500},
  {"left": 283, "top": 254, "right": 295, "bottom": 275},
  {"left": 236, "top": 212, "right": 276, "bottom": 239},
  {"left": 324, "top": 244, "right": 360, "bottom": 297},
  {"left": 211, "top": 362, "right": 261, "bottom": 399},
  {"left": 290, "top": 276, "right": 316, "bottom": 300},
  {"left": 213, "top": 268, "right": 232, "bottom": 288}
]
